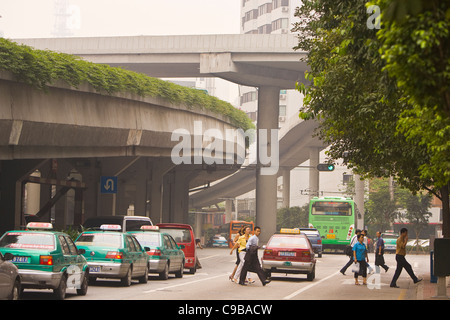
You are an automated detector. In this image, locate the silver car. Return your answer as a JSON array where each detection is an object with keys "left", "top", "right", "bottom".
[{"left": 0, "top": 252, "right": 21, "bottom": 300}]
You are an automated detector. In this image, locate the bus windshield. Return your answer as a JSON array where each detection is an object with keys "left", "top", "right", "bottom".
[
  {"left": 219, "top": 221, "right": 254, "bottom": 248},
  {"left": 311, "top": 202, "right": 352, "bottom": 216}
]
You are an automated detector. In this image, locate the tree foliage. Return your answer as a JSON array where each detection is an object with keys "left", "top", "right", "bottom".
[
  {"left": 401, "top": 192, "right": 432, "bottom": 239},
  {"left": 365, "top": 179, "right": 402, "bottom": 234},
  {"left": 276, "top": 205, "right": 309, "bottom": 230},
  {"left": 292, "top": 0, "right": 449, "bottom": 237}
]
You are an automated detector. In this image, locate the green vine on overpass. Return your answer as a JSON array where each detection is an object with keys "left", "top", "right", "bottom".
[{"left": 0, "top": 38, "right": 254, "bottom": 132}]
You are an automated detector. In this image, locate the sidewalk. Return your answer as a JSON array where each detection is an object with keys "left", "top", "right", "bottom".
[{"left": 416, "top": 275, "right": 450, "bottom": 300}]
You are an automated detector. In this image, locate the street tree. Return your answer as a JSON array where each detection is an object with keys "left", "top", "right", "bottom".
[
  {"left": 292, "top": 0, "right": 449, "bottom": 237},
  {"left": 375, "top": 0, "right": 450, "bottom": 238}
]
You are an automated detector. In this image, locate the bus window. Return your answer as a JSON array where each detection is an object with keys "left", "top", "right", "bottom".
[{"left": 311, "top": 202, "right": 352, "bottom": 216}]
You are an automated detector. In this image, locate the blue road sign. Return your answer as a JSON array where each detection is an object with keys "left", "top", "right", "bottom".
[{"left": 100, "top": 176, "right": 118, "bottom": 194}]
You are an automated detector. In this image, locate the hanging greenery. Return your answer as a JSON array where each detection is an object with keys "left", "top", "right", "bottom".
[{"left": 0, "top": 38, "right": 254, "bottom": 132}]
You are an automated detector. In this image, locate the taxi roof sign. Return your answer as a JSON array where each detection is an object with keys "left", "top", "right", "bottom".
[
  {"left": 141, "top": 226, "right": 159, "bottom": 231},
  {"left": 100, "top": 224, "right": 122, "bottom": 231},
  {"left": 280, "top": 228, "right": 301, "bottom": 234},
  {"left": 26, "top": 222, "right": 53, "bottom": 230}
]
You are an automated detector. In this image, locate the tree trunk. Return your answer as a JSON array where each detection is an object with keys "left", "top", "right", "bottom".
[{"left": 441, "top": 184, "right": 450, "bottom": 238}]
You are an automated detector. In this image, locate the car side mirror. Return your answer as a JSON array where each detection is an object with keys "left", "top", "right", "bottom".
[
  {"left": 77, "top": 249, "right": 86, "bottom": 255},
  {"left": 144, "top": 247, "right": 151, "bottom": 252},
  {"left": 3, "top": 252, "right": 14, "bottom": 261}
]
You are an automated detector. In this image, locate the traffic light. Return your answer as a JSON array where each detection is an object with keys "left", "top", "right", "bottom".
[{"left": 317, "top": 163, "right": 335, "bottom": 171}]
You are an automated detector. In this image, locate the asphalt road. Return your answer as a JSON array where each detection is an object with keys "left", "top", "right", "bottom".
[{"left": 20, "top": 248, "right": 429, "bottom": 301}]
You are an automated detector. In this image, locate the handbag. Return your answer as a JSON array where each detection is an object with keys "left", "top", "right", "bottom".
[
  {"left": 344, "top": 245, "right": 353, "bottom": 256},
  {"left": 351, "top": 262, "right": 360, "bottom": 273}
]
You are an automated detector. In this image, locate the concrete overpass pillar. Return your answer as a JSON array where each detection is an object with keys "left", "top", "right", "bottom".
[
  {"left": 256, "top": 86, "right": 280, "bottom": 243},
  {"left": 162, "top": 166, "right": 198, "bottom": 224},
  {"left": 150, "top": 159, "right": 175, "bottom": 224},
  {"left": 309, "top": 147, "right": 320, "bottom": 199},
  {"left": 0, "top": 160, "right": 41, "bottom": 233},
  {"left": 225, "top": 199, "right": 233, "bottom": 223},
  {"left": 282, "top": 169, "right": 290, "bottom": 208},
  {"left": 171, "top": 169, "right": 190, "bottom": 223}
]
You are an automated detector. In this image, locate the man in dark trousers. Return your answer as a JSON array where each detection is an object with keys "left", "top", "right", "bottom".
[
  {"left": 375, "top": 231, "right": 389, "bottom": 272},
  {"left": 239, "top": 226, "right": 271, "bottom": 286},
  {"left": 390, "top": 228, "right": 422, "bottom": 288}
]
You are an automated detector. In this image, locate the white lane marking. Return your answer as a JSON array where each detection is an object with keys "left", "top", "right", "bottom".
[
  {"left": 142, "top": 273, "right": 228, "bottom": 294},
  {"left": 283, "top": 271, "right": 340, "bottom": 300},
  {"left": 199, "top": 254, "right": 222, "bottom": 260}
]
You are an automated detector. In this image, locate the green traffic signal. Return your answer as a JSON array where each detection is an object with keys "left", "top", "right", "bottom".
[{"left": 317, "top": 163, "right": 335, "bottom": 171}]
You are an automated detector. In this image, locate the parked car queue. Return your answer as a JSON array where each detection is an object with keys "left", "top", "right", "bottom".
[{"left": 0, "top": 222, "right": 188, "bottom": 300}]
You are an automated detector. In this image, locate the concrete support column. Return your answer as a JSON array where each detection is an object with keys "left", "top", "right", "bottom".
[
  {"left": 150, "top": 159, "right": 175, "bottom": 224},
  {"left": 194, "top": 212, "right": 203, "bottom": 244},
  {"left": 172, "top": 169, "right": 190, "bottom": 223},
  {"left": 309, "top": 147, "right": 320, "bottom": 199},
  {"left": 256, "top": 86, "right": 280, "bottom": 243},
  {"left": 78, "top": 161, "right": 100, "bottom": 222},
  {"left": 132, "top": 159, "right": 149, "bottom": 216},
  {"left": 225, "top": 199, "right": 233, "bottom": 223},
  {"left": 163, "top": 166, "right": 197, "bottom": 224},
  {"left": 282, "top": 169, "right": 290, "bottom": 208},
  {"left": 0, "top": 160, "right": 40, "bottom": 233}
]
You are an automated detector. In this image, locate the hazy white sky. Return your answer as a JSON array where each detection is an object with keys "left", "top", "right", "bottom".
[{"left": 0, "top": 0, "right": 241, "bottom": 38}]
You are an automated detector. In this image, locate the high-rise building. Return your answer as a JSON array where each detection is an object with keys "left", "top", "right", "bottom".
[
  {"left": 236, "top": 1, "right": 352, "bottom": 213},
  {"left": 239, "top": 0, "right": 302, "bottom": 126},
  {"left": 52, "top": 0, "right": 73, "bottom": 37}
]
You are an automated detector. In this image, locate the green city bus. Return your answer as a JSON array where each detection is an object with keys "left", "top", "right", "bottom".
[{"left": 308, "top": 197, "right": 356, "bottom": 251}]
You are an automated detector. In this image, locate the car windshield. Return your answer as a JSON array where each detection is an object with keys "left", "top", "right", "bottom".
[
  {"left": 268, "top": 236, "right": 309, "bottom": 249},
  {"left": 76, "top": 233, "right": 122, "bottom": 247},
  {"left": 125, "top": 220, "right": 152, "bottom": 231},
  {"left": 133, "top": 233, "right": 161, "bottom": 247},
  {"left": 0, "top": 232, "right": 55, "bottom": 250},
  {"left": 160, "top": 228, "right": 191, "bottom": 243}
]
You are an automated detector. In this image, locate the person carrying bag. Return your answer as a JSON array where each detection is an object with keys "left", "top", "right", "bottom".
[{"left": 352, "top": 234, "right": 369, "bottom": 285}]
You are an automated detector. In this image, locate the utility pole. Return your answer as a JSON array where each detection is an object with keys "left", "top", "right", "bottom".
[{"left": 355, "top": 174, "right": 365, "bottom": 230}]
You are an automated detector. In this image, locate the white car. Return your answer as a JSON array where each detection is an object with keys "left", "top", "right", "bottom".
[
  {"left": 212, "top": 236, "right": 228, "bottom": 247},
  {"left": 0, "top": 252, "right": 21, "bottom": 300}
]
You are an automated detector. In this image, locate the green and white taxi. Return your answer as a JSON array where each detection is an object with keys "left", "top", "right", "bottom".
[
  {"left": 381, "top": 231, "right": 398, "bottom": 253},
  {"left": 0, "top": 222, "right": 89, "bottom": 300},
  {"left": 75, "top": 224, "right": 150, "bottom": 286},
  {"left": 129, "top": 226, "right": 185, "bottom": 280}
]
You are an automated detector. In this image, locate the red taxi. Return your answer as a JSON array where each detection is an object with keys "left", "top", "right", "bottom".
[
  {"left": 156, "top": 223, "right": 197, "bottom": 274},
  {"left": 262, "top": 228, "right": 316, "bottom": 281}
]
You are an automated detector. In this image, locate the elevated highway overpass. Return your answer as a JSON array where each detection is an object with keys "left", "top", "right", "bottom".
[
  {"left": 15, "top": 34, "right": 307, "bottom": 89},
  {"left": 0, "top": 69, "right": 246, "bottom": 233},
  {"left": 10, "top": 34, "right": 322, "bottom": 242}
]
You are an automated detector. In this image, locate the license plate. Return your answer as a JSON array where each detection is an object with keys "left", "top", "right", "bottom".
[
  {"left": 90, "top": 266, "right": 101, "bottom": 273},
  {"left": 279, "top": 252, "right": 295, "bottom": 257},
  {"left": 327, "top": 234, "right": 336, "bottom": 239},
  {"left": 12, "top": 256, "right": 29, "bottom": 263}
]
